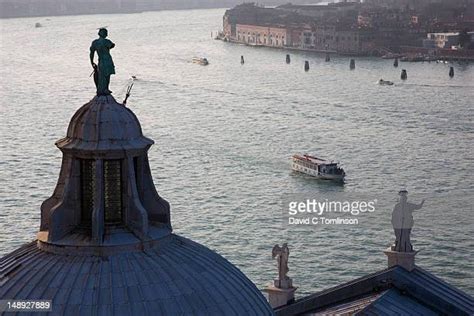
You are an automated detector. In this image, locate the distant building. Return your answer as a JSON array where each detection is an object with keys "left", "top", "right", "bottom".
[
  {"left": 221, "top": 2, "right": 440, "bottom": 55},
  {"left": 236, "top": 24, "right": 289, "bottom": 47},
  {"left": 357, "top": 14, "right": 371, "bottom": 27},
  {"left": 297, "top": 24, "right": 360, "bottom": 53},
  {"left": 425, "top": 31, "right": 474, "bottom": 48},
  {"left": 362, "top": 0, "right": 451, "bottom": 10},
  {"left": 422, "top": 38, "right": 437, "bottom": 48},
  {"left": 276, "top": 2, "right": 360, "bottom": 19}
]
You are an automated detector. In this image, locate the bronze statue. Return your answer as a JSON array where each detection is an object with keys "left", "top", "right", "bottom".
[
  {"left": 391, "top": 190, "right": 424, "bottom": 252},
  {"left": 90, "top": 28, "right": 115, "bottom": 95}
]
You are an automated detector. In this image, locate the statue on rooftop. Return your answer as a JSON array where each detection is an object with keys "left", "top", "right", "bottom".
[
  {"left": 391, "top": 190, "right": 424, "bottom": 252},
  {"left": 90, "top": 28, "right": 115, "bottom": 95},
  {"left": 272, "top": 243, "right": 291, "bottom": 288}
]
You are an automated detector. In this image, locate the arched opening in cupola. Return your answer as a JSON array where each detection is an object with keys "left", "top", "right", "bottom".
[
  {"left": 103, "top": 159, "right": 123, "bottom": 224},
  {"left": 80, "top": 159, "right": 124, "bottom": 227},
  {"left": 80, "top": 159, "right": 95, "bottom": 226}
]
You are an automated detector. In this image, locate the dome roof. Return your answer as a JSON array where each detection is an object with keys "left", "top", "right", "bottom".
[
  {"left": 1, "top": 236, "right": 273, "bottom": 315},
  {"left": 56, "top": 95, "right": 153, "bottom": 152},
  {"left": 3, "top": 90, "right": 274, "bottom": 314}
]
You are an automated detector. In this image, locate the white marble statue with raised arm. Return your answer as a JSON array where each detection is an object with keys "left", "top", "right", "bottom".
[
  {"left": 272, "top": 243, "right": 292, "bottom": 288},
  {"left": 391, "top": 190, "right": 425, "bottom": 252}
]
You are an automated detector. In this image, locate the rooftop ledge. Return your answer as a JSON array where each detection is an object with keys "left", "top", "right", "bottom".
[{"left": 37, "top": 225, "right": 172, "bottom": 256}]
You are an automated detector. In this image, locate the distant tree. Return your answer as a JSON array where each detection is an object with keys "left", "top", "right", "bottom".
[{"left": 458, "top": 28, "right": 471, "bottom": 49}]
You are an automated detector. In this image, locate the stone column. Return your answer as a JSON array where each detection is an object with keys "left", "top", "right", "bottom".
[
  {"left": 126, "top": 155, "right": 149, "bottom": 239},
  {"left": 92, "top": 159, "right": 105, "bottom": 243},
  {"left": 47, "top": 158, "right": 81, "bottom": 241}
]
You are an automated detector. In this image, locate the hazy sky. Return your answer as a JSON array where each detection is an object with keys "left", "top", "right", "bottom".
[{"left": 0, "top": 0, "right": 327, "bottom": 18}]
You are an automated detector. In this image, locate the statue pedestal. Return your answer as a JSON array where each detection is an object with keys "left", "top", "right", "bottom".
[
  {"left": 274, "top": 277, "right": 292, "bottom": 289},
  {"left": 384, "top": 247, "right": 418, "bottom": 272},
  {"left": 264, "top": 285, "right": 297, "bottom": 309}
]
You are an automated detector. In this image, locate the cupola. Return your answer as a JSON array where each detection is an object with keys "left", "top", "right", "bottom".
[{"left": 38, "top": 95, "right": 171, "bottom": 250}]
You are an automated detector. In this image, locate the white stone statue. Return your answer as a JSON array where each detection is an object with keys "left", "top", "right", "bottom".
[
  {"left": 391, "top": 190, "right": 424, "bottom": 252},
  {"left": 272, "top": 243, "right": 292, "bottom": 288}
]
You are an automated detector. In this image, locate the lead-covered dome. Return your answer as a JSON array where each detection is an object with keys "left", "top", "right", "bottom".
[
  {"left": 56, "top": 95, "right": 153, "bottom": 152},
  {"left": 1, "top": 235, "right": 274, "bottom": 315}
]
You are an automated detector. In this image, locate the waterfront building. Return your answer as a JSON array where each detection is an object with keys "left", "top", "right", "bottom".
[
  {"left": 362, "top": 0, "right": 458, "bottom": 11},
  {"left": 276, "top": 2, "right": 361, "bottom": 19},
  {"left": 221, "top": 1, "right": 473, "bottom": 56},
  {"left": 298, "top": 24, "right": 361, "bottom": 54},
  {"left": 222, "top": 3, "right": 288, "bottom": 41},
  {"left": 427, "top": 32, "right": 461, "bottom": 48},
  {"left": 236, "top": 24, "right": 289, "bottom": 47},
  {"left": 425, "top": 31, "right": 474, "bottom": 49},
  {"left": 222, "top": 3, "right": 413, "bottom": 55},
  {"left": 222, "top": 3, "right": 315, "bottom": 45}
]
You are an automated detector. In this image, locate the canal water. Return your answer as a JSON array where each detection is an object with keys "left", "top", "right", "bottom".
[{"left": 1, "top": 8, "right": 473, "bottom": 295}]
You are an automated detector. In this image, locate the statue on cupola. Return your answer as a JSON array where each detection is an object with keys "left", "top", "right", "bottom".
[
  {"left": 90, "top": 28, "right": 115, "bottom": 95},
  {"left": 38, "top": 36, "right": 171, "bottom": 250}
]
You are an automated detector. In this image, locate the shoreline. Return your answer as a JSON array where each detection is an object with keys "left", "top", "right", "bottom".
[{"left": 216, "top": 37, "right": 474, "bottom": 61}]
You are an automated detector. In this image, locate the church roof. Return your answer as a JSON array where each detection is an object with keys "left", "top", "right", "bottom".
[
  {"left": 1, "top": 235, "right": 273, "bottom": 315},
  {"left": 275, "top": 266, "right": 474, "bottom": 316},
  {"left": 0, "top": 90, "right": 274, "bottom": 314}
]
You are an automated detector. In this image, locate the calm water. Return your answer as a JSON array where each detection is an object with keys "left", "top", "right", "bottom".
[{"left": 1, "top": 9, "right": 473, "bottom": 296}]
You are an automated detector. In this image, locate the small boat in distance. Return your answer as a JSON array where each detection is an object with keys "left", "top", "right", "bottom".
[
  {"left": 378, "top": 79, "right": 394, "bottom": 85},
  {"left": 292, "top": 154, "right": 345, "bottom": 182},
  {"left": 400, "top": 54, "right": 436, "bottom": 62},
  {"left": 35, "top": 22, "right": 42, "bottom": 28},
  {"left": 381, "top": 52, "right": 404, "bottom": 59},
  {"left": 192, "top": 57, "right": 209, "bottom": 66}
]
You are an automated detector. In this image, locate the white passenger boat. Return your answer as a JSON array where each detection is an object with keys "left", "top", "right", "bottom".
[
  {"left": 192, "top": 57, "right": 209, "bottom": 65},
  {"left": 291, "top": 154, "right": 345, "bottom": 181}
]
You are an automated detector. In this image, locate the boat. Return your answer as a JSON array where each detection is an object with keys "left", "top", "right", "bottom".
[
  {"left": 378, "top": 79, "right": 394, "bottom": 86},
  {"left": 381, "top": 53, "right": 404, "bottom": 59},
  {"left": 35, "top": 22, "right": 42, "bottom": 28},
  {"left": 401, "top": 55, "right": 423, "bottom": 62},
  {"left": 192, "top": 57, "right": 209, "bottom": 66},
  {"left": 291, "top": 154, "right": 345, "bottom": 181},
  {"left": 400, "top": 54, "right": 436, "bottom": 62},
  {"left": 424, "top": 55, "right": 437, "bottom": 62}
]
